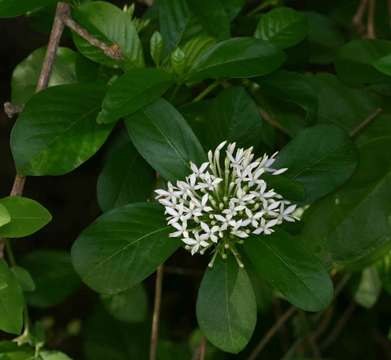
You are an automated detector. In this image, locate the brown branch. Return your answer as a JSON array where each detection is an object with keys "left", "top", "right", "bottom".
[
  {"left": 192, "top": 337, "right": 207, "bottom": 360},
  {"left": 350, "top": 107, "right": 382, "bottom": 137},
  {"left": 366, "top": 0, "right": 376, "bottom": 39},
  {"left": 259, "top": 108, "right": 290, "bottom": 136},
  {"left": 4, "top": 102, "right": 23, "bottom": 118},
  {"left": 320, "top": 302, "right": 356, "bottom": 350},
  {"left": 150, "top": 265, "right": 164, "bottom": 360},
  {"left": 62, "top": 15, "right": 122, "bottom": 60},
  {"left": 247, "top": 306, "right": 297, "bottom": 360},
  {"left": 0, "top": 2, "right": 67, "bottom": 258},
  {"left": 353, "top": 0, "right": 369, "bottom": 34}
]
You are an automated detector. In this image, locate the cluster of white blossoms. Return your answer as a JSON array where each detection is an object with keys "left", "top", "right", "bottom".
[{"left": 155, "top": 142, "right": 298, "bottom": 268}]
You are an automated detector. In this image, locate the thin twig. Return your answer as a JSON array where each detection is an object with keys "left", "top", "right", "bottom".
[
  {"left": 36, "top": 2, "right": 68, "bottom": 91},
  {"left": 247, "top": 306, "right": 297, "bottom": 360},
  {"left": 259, "top": 108, "right": 290, "bottom": 136},
  {"left": 192, "top": 81, "right": 221, "bottom": 103},
  {"left": 150, "top": 265, "right": 164, "bottom": 360},
  {"left": 192, "top": 337, "right": 207, "bottom": 360},
  {"left": 320, "top": 302, "right": 356, "bottom": 350},
  {"left": 366, "top": 0, "right": 376, "bottom": 39},
  {"left": 273, "top": 299, "right": 290, "bottom": 352},
  {"left": 0, "top": 2, "right": 67, "bottom": 257},
  {"left": 353, "top": 0, "right": 369, "bottom": 34},
  {"left": 349, "top": 107, "right": 382, "bottom": 137},
  {"left": 3, "top": 102, "right": 23, "bottom": 118},
  {"left": 62, "top": 15, "right": 122, "bottom": 60}
]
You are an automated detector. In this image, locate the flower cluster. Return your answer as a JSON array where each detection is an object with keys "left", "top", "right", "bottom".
[{"left": 155, "top": 142, "right": 298, "bottom": 267}]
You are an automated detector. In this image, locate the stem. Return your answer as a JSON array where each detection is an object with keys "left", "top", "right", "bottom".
[
  {"left": 366, "top": 0, "right": 376, "bottom": 39},
  {"left": 62, "top": 14, "right": 122, "bottom": 60},
  {"left": 150, "top": 265, "right": 164, "bottom": 360},
  {"left": 193, "top": 81, "right": 220, "bottom": 103},
  {"left": 349, "top": 107, "right": 382, "bottom": 137},
  {"left": 320, "top": 302, "right": 356, "bottom": 350},
  {"left": 259, "top": 108, "right": 291, "bottom": 136},
  {"left": 247, "top": 306, "right": 297, "bottom": 360},
  {"left": 192, "top": 337, "right": 207, "bottom": 360},
  {"left": 5, "top": 239, "right": 16, "bottom": 267},
  {"left": 353, "top": 0, "right": 369, "bottom": 34}
]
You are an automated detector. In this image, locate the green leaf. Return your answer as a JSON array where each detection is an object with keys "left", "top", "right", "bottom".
[
  {"left": 0, "top": 341, "right": 34, "bottom": 359},
  {"left": 182, "top": 36, "right": 216, "bottom": 71},
  {"left": 353, "top": 267, "right": 381, "bottom": 309},
  {"left": 97, "top": 69, "right": 173, "bottom": 124},
  {"left": 275, "top": 125, "right": 358, "bottom": 203},
  {"left": 11, "top": 83, "right": 113, "bottom": 176},
  {"left": 255, "top": 7, "right": 308, "bottom": 49},
  {"left": 196, "top": 256, "right": 257, "bottom": 353},
  {"left": 158, "top": 0, "right": 191, "bottom": 54},
  {"left": 186, "top": 0, "right": 230, "bottom": 40},
  {"left": 0, "top": 0, "right": 57, "bottom": 18},
  {"left": 309, "top": 73, "right": 381, "bottom": 133},
  {"left": 11, "top": 47, "right": 85, "bottom": 106},
  {"left": 72, "top": 1, "right": 144, "bottom": 70},
  {"left": 188, "top": 37, "right": 285, "bottom": 82},
  {"left": 0, "top": 260, "right": 24, "bottom": 334},
  {"left": 97, "top": 137, "right": 155, "bottom": 212},
  {"left": 71, "top": 203, "right": 181, "bottom": 294},
  {"left": 125, "top": 99, "right": 206, "bottom": 182},
  {"left": 335, "top": 39, "right": 391, "bottom": 85},
  {"left": 195, "top": 87, "right": 266, "bottom": 149},
  {"left": 243, "top": 230, "right": 333, "bottom": 312},
  {"left": 0, "top": 203, "right": 11, "bottom": 228},
  {"left": 262, "top": 174, "right": 305, "bottom": 203},
  {"left": 0, "top": 197, "right": 51, "bottom": 238},
  {"left": 221, "top": 0, "right": 245, "bottom": 20},
  {"left": 374, "top": 53, "right": 391, "bottom": 76},
  {"left": 20, "top": 250, "right": 81, "bottom": 308},
  {"left": 258, "top": 70, "right": 318, "bottom": 124},
  {"left": 11, "top": 266, "right": 35, "bottom": 292},
  {"left": 304, "top": 11, "right": 344, "bottom": 64},
  {"left": 101, "top": 284, "right": 147, "bottom": 323},
  {"left": 301, "top": 137, "right": 391, "bottom": 265},
  {"left": 39, "top": 351, "right": 72, "bottom": 360}
]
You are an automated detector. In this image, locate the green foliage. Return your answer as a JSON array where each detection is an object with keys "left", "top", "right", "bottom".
[
  {"left": 4, "top": 0, "right": 391, "bottom": 357},
  {"left": 0, "top": 197, "right": 51, "bottom": 238},
  {"left": 11, "top": 84, "right": 113, "bottom": 176},
  {"left": 196, "top": 256, "right": 257, "bottom": 353}
]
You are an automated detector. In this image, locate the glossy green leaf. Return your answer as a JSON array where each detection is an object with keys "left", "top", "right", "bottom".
[
  {"left": 354, "top": 267, "right": 381, "bottom": 309},
  {"left": 196, "top": 256, "right": 257, "bottom": 353},
  {"left": 255, "top": 7, "right": 308, "bottom": 49},
  {"left": 275, "top": 125, "right": 358, "bottom": 203},
  {"left": 309, "top": 73, "right": 381, "bottom": 133},
  {"left": 304, "top": 11, "right": 344, "bottom": 64},
  {"left": 0, "top": 341, "right": 34, "bottom": 359},
  {"left": 158, "top": 0, "right": 191, "bottom": 53},
  {"left": 335, "top": 39, "right": 391, "bottom": 85},
  {"left": 301, "top": 137, "right": 391, "bottom": 265},
  {"left": 101, "top": 284, "right": 147, "bottom": 323},
  {"left": 11, "top": 266, "right": 35, "bottom": 292},
  {"left": 0, "top": 203, "right": 11, "bottom": 228},
  {"left": 0, "top": 196, "right": 51, "bottom": 238},
  {"left": 11, "top": 47, "right": 84, "bottom": 106},
  {"left": 72, "top": 203, "right": 180, "bottom": 294},
  {"left": 243, "top": 230, "right": 333, "bottom": 312},
  {"left": 20, "top": 250, "right": 81, "bottom": 307},
  {"left": 258, "top": 70, "right": 318, "bottom": 124},
  {"left": 0, "top": 260, "right": 24, "bottom": 334},
  {"left": 11, "top": 83, "right": 113, "bottom": 176},
  {"left": 198, "top": 86, "right": 265, "bottom": 149},
  {"left": 0, "top": 0, "right": 57, "bottom": 18},
  {"left": 73, "top": 1, "right": 144, "bottom": 69},
  {"left": 182, "top": 36, "right": 216, "bottom": 71},
  {"left": 97, "top": 69, "right": 173, "bottom": 124},
  {"left": 374, "top": 53, "right": 391, "bottom": 76},
  {"left": 125, "top": 99, "right": 206, "bottom": 182},
  {"left": 186, "top": 0, "right": 230, "bottom": 40},
  {"left": 40, "top": 351, "right": 72, "bottom": 360},
  {"left": 97, "top": 137, "right": 155, "bottom": 212},
  {"left": 188, "top": 37, "right": 285, "bottom": 82}
]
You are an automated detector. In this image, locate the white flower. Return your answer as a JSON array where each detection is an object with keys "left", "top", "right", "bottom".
[{"left": 155, "top": 142, "right": 297, "bottom": 267}]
